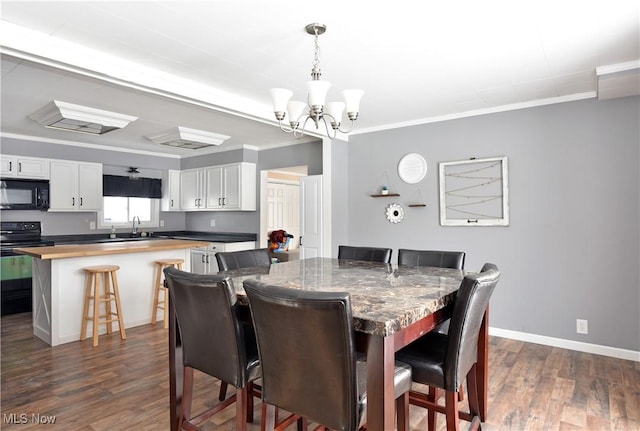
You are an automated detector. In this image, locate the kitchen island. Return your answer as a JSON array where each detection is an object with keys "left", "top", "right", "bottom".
[{"left": 15, "top": 239, "right": 208, "bottom": 346}]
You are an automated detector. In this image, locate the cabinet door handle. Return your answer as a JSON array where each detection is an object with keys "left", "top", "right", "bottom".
[
  {"left": 195, "top": 198, "right": 198, "bottom": 207},
  {"left": 72, "top": 197, "right": 75, "bottom": 206},
  {"left": 201, "top": 255, "right": 205, "bottom": 263},
  {"left": 80, "top": 197, "right": 83, "bottom": 206},
  {"left": 170, "top": 199, "right": 174, "bottom": 207},
  {"left": 300, "top": 236, "right": 303, "bottom": 246},
  {"left": 205, "top": 255, "right": 210, "bottom": 263},
  {"left": 8, "top": 161, "right": 12, "bottom": 171},
  {"left": 18, "top": 162, "right": 22, "bottom": 173},
  {"left": 222, "top": 197, "right": 226, "bottom": 206},
  {"left": 218, "top": 197, "right": 222, "bottom": 206}
]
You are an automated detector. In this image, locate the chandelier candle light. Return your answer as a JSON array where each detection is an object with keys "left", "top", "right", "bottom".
[{"left": 270, "top": 23, "right": 364, "bottom": 138}]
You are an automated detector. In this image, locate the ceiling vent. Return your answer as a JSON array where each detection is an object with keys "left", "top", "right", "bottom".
[
  {"left": 29, "top": 100, "right": 137, "bottom": 135},
  {"left": 596, "top": 60, "right": 640, "bottom": 100},
  {"left": 146, "top": 127, "right": 230, "bottom": 149}
]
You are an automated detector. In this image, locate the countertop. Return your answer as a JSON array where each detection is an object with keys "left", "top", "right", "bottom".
[
  {"left": 15, "top": 239, "right": 209, "bottom": 260},
  {"left": 43, "top": 231, "right": 257, "bottom": 245}
]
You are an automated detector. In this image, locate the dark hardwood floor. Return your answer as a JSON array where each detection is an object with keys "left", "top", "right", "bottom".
[{"left": 1, "top": 312, "right": 638, "bottom": 430}]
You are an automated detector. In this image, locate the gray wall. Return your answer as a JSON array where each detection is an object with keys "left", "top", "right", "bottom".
[{"left": 345, "top": 96, "right": 639, "bottom": 351}]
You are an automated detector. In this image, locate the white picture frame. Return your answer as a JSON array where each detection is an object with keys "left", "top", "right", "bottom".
[{"left": 439, "top": 156, "right": 509, "bottom": 226}]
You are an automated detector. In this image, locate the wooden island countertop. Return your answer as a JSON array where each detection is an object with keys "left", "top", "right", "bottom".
[{"left": 15, "top": 239, "right": 209, "bottom": 260}]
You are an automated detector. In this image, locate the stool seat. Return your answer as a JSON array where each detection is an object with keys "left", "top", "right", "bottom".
[
  {"left": 81, "top": 265, "right": 126, "bottom": 347},
  {"left": 152, "top": 258, "right": 184, "bottom": 329},
  {"left": 84, "top": 265, "right": 120, "bottom": 273}
]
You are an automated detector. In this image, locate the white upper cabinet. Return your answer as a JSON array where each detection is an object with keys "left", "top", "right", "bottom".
[
  {"left": 0, "top": 155, "right": 50, "bottom": 179},
  {"left": 49, "top": 160, "right": 102, "bottom": 212},
  {"left": 181, "top": 162, "right": 256, "bottom": 211},
  {"left": 206, "top": 162, "right": 256, "bottom": 211},
  {"left": 180, "top": 168, "right": 206, "bottom": 210},
  {"left": 161, "top": 169, "right": 181, "bottom": 211}
]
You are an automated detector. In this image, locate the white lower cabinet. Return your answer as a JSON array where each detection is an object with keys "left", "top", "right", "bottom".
[{"left": 190, "top": 241, "right": 256, "bottom": 274}]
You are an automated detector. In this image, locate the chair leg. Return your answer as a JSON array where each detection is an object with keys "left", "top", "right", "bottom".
[
  {"left": 444, "top": 391, "right": 460, "bottom": 431},
  {"left": 180, "top": 367, "right": 194, "bottom": 428},
  {"left": 247, "top": 382, "right": 254, "bottom": 423},
  {"left": 396, "top": 391, "right": 410, "bottom": 431},
  {"left": 466, "top": 364, "right": 481, "bottom": 431},
  {"left": 262, "top": 403, "right": 277, "bottom": 431},
  {"left": 219, "top": 382, "right": 228, "bottom": 401},
  {"left": 236, "top": 386, "right": 248, "bottom": 431},
  {"left": 427, "top": 386, "right": 438, "bottom": 431}
]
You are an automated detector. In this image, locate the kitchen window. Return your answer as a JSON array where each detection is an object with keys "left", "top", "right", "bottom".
[{"left": 98, "top": 196, "right": 159, "bottom": 229}]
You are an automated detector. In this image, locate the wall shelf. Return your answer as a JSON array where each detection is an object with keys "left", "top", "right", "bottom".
[{"left": 370, "top": 193, "right": 400, "bottom": 197}]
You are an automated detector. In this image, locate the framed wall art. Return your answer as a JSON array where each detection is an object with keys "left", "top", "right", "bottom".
[{"left": 438, "top": 156, "right": 509, "bottom": 226}]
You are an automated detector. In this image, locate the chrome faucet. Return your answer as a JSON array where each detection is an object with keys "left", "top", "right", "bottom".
[{"left": 132, "top": 216, "right": 141, "bottom": 235}]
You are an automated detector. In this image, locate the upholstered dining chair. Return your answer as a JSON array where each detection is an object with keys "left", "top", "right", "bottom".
[
  {"left": 338, "top": 245, "right": 393, "bottom": 264},
  {"left": 243, "top": 279, "right": 412, "bottom": 431},
  {"left": 164, "top": 268, "right": 261, "bottom": 431},
  {"left": 397, "top": 249, "right": 466, "bottom": 335},
  {"left": 214, "top": 247, "right": 271, "bottom": 400},
  {"left": 395, "top": 263, "right": 500, "bottom": 431},
  {"left": 215, "top": 248, "right": 272, "bottom": 272},
  {"left": 397, "top": 249, "right": 466, "bottom": 269}
]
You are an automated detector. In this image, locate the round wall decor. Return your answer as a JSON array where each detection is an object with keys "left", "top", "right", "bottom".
[
  {"left": 398, "top": 153, "right": 427, "bottom": 184},
  {"left": 385, "top": 203, "right": 405, "bottom": 223}
]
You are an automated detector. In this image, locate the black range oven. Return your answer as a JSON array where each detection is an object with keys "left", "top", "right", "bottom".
[{"left": 1, "top": 221, "right": 54, "bottom": 315}]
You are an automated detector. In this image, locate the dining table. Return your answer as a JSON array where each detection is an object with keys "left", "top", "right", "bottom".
[{"left": 168, "top": 257, "right": 489, "bottom": 431}]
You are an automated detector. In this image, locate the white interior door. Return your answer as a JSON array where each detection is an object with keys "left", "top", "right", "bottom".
[
  {"left": 300, "top": 175, "right": 323, "bottom": 259},
  {"left": 267, "top": 182, "right": 300, "bottom": 249}
]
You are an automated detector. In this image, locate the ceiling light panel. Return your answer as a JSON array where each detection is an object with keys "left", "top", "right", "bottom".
[
  {"left": 29, "top": 100, "right": 137, "bottom": 135},
  {"left": 146, "top": 126, "right": 231, "bottom": 149}
]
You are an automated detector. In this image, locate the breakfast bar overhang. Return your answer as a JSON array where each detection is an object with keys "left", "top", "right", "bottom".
[{"left": 15, "top": 239, "right": 208, "bottom": 346}]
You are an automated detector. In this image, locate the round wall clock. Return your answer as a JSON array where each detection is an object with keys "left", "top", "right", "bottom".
[
  {"left": 398, "top": 153, "right": 427, "bottom": 184},
  {"left": 385, "top": 204, "right": 404, "bottom": 223}
]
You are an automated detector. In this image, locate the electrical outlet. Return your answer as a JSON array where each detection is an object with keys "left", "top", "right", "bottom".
[
  {"left": 576, "top": 319, "right": 588, "bottom": 334},
  {"left": 89, "top": 221, "right": 96, "bottom": 230},
  {"left": 159, "top": 220, "right": 165, "bottom": 227},
  {"left": 210, "top": 219, "right": 216, "bottom": 227}
]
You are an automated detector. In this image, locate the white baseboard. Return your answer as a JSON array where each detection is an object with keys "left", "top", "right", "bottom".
[{"left": 489, "top": 327, "right": 640, "bottom": 362}]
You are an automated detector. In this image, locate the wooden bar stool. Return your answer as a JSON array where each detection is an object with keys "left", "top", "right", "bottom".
[
  {"left": 152, "top": 258, "right": 183, "bottom": 329},
  {"left": 80, "top": 265, "right": 126, "bottom": 347}
]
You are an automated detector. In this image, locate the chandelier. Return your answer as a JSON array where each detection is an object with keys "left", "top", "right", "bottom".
[{"left": 270, "top": 23, "right": 364, "bottom": 139}]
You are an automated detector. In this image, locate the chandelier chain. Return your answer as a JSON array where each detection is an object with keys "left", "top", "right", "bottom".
[{"left": 311, "top": 27, "right": 322, "bottom": 80}]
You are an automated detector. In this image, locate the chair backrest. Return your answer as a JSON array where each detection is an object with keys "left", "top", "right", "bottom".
[
  {"left": 243, "top": 279, "right": 360, "bottom": 431},
  {"left": 338, "top": 245, "right": 392, "bottom": 264},
  {"left": 216, "top": 248, "right": 272, "bottom": 272},
  {"left": 445, "top": 263, "right": 499, "bottom": 391},
  {"left": 164, "top": 267, "right": 255, "bottom": 388},
  {"left": 398, "top": 249, "right": 466, "bottom": 269}
]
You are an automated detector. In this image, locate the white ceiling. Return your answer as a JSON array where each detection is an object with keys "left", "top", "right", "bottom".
[{"left": 1, "top": 1, "right": 638, "bottom": 158}]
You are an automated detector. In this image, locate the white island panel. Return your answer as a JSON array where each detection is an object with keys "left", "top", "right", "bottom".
[{"left": 32, "top": 248, "right": 192, "bottom": 346}]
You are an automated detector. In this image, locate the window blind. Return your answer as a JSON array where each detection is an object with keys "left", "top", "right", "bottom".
[{"left": 103, "top": 175, "right": 162, "bottom": 198}]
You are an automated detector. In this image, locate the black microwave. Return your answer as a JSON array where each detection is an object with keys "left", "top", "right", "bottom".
[{"left": 0, "top": 178, "right": 50, "bottom": 210}]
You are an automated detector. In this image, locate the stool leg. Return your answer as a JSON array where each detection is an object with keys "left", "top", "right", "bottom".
[
  {"left": 110, "top": 270, "right": 126, "bottom": 341},
  {"left": 92, "top": 273, "right": 100, "bottom": 347},
  {"left": 104, "top": 273, "right": 113, "bottom": 335},
  {"left": 163, "top": 284, "right": 170, "bottom": 329},
  {"left": 152, "top": 263, "right": 163, "bottom": 325},
  {"left": 80, "top": 273, "right": 93, "bottom": 342}
]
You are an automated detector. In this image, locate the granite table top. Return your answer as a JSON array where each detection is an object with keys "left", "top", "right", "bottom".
[{"left": 220, "top": 257, "right": 467, "bottom": 337}]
